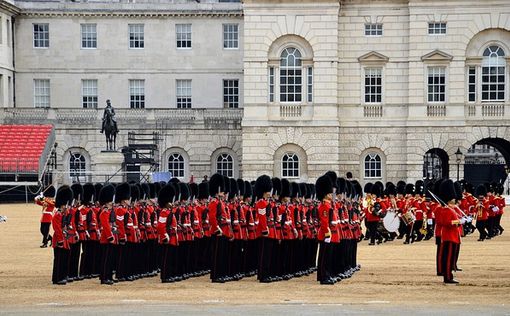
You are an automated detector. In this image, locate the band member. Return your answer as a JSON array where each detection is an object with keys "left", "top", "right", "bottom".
[
  {"left": 52, "top": 185, "right": 73, "bottom": 285},
  {"left": 35, "top": 185, "right": 56, "bottom": 248},
  {"left": 475, "top": 185, "right": 489, "bottom": 241}
]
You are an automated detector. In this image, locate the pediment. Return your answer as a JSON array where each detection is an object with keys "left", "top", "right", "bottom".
[
  {"left": 421, "top": 50, "right": 453, "bottom": 62},
  {"left": 358, "top": 51, "right": 389, "bottom": 63}
]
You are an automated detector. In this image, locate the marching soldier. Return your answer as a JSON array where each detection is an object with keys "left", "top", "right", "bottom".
[
  {"left": 51, "top": 185, "right": 73, "bottom": 285},
  {"left": 98, "top": 184, "right": 116, "bottom": 285},
  {"left": 35, "top": 185, "right": 55, "bottom": 248},
  {"left": 316, "top": 174, "right": 335, "bottom": 285}
]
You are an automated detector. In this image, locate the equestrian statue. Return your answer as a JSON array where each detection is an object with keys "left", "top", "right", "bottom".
[{"left": 100, "top": 99, "right": 119, "bottom": 151}]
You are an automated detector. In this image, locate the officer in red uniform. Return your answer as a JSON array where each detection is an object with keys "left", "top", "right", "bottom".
[
  {"left": 113, "top": 182, "right": 131, "bottom": 282},
  {"left": 255, "top": 175, "right": 273, "bottom": 283},
  {"left": 79, "top": 183, "right": 96, "bottom": 279},
  {"left": 52, "top": 185, "right": 73, "bottom": 285},
  {"left": 98, "top": 184, "right": 116, "bottom": 285},
  {"left": 157, "top": 183, "right": 179, "bottom": 283},
  {"left": 475, "top": 185, "right": 489, "bottom": 241},
  {"left": 68, "top": 183, "right": 83, "bottom": 282},
  {"left": 35, "top": 185, "right": 55, "bottom": 248},
  {"left": 316, "top": 174, "right": 335, "bottom": 285},
  {"left": 197, "top": 182, "right": 211, "bottom": 274}
]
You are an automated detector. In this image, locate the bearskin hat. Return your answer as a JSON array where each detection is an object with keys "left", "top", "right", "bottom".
[
  {"left": 244, "top": 181, "right": 253, "bottom": 199},
  {"left": 208, "top": 173, "right": 225, "bottom": 196},
  {"left": 337, "top": 178, "right": 347, "bottom": 195},
  {"left": 71, "top": 183, "right": 83, "bottom": 202},
  {"left": 94, "top": 183, "right": 103, "bottom": 201},
  {"left": 115, "top": 182, "right": 131, "bottom": 203},
  {"left": 290, "top": 182, "right": 300, "bottom": 199},
  {"left": 425, "top": 181, "right": 434, "bottom": 199},
  {"left": 169, "top": 177, "right": 180, "bottom": 184},
  {"left": 189, "top": 182, "right": 198, "bottom": 199},
  {"left": 44, "top": 185, "right": 56, "bottom": 198},
  {"left": 237, "top": 179, "right": 245, "bottom": 196},
  {"left": 255, "top": 175, "right": 272, "bottom": 199},
  {"left": 99, "top": 184, "right": 115, "bottom": 206},
  {"left": 178, "top": 182, "right": 190, "bottom": 201},
  {"left": 83, "top": 183, "right": 95, "bottom": 204},
  {"left": 55, "top": 185, "right": 73, "bottom": 208},
  {"left": 386, "top": 183, "right": 397, "bottom": 196},
  {"left": 316, "top": 175, "right": 333, "bottom": 201},
  {"left": 299, "top": 183, "right": 308, "bottom": 199},
  {"left": 158, "top": 184, "right": 176, "bottom": 208},
  {"left": 154, "top": 182, "right": 162, "bottom": 197},
  {"left": 364, "top": 182, "right": 373, "bottom": 194},
  {"left": 404, "top": 183, "right": 414, "bottom": 195},
  {"left": 324, "top": 171, "right": 338, "bottom": 189},
  {"left": 140, "top": 183, "right": 150, "bottom": 200},
  {"left": 271, "top": 177, "right": 282, "bottom": 196},
  {"left": 307, "top": 183, "right": 316, "bottom": 199},
  {"left": 280, "top": 179, "right": 291, "bottom": 199},
  {"left": 130, "top": 184, "right": 140, "bottom": 201},
  {"left": 371, "top": 182, "right": 383, "bottom": 198},
  {"left": 346, "top": 180, "right": 353, "bottom": 198},
  {"left": 453, "top": 181, "right": 463, "bottom": 201},
  {"left": 439, "top": 179, "right": 456, "bottom": 203},
  {"left": 198, "top": 182, "right": 209, "bottom": 200},
  {"left": 475, "top": 184, "right": 487, "bottom": 197},
  {"left": 352, "top": 180, "right": 362, "bottom": 198}
]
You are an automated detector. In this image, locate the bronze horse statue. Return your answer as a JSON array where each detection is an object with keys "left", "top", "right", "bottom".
[{"left": 103, "top": 111, "right": 118, "bottom": 151}]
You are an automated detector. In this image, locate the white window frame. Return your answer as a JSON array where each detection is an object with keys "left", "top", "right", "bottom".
[
  {"left": 176, "top": 24, "right": 192, "bottom": 49},
  {"left": 364, "top": 153, "right": 382, "bottom": 179},
  {"left": 176, "top": 79, "right": 192, "bottom": 108},
  {"left": 129, "top": 79, "right": 145, "bottom": 109},
  {"left": 364, "top": 67, "right": 383, "bottom": 104},
  {"left": 481, "top": 45, "right": 506, "bottom": 103},
  {"left": 33, "top": 23, "right": 49, "bottom": 48},
  {"left": 129, "top": 24, "right": 144, "bottom": 49},
  {"left": 281, "top": 152, "right": 299, "bottom": 179},
  {"left": 216, "top": 153, "right": 233, "bottom": 178},
  {"left": 427, "top": 66, "right": 446, "bottom": 103},
  {"left": 168, "top": 153, "right": 185, "bottom": 178},
  {"left": 307, "top": 66, "right": 313, "bottom": 103},
  {"left": 364, "top": 23, "right": 383, "bottom": 37},
  {"left": 34, "top": 79, "right": 50, "bottom": 108},
  {"left": 81, "top": 79, "right": 98, "bottom": 109},
  {"left": 428, "top": 22, "right": 447, "bottom": 35},
  {"left": 81, "top": 24, "right": 97, "bottom": 49},
  {"left": 268, "top": 67, "right": 275, "bottom": 103},
  {"left": 223, "top": 79, "right": 239, "bottom": 108},
  {"left": 467, "top": 66, "right": 477, "bottom": 103},
  {"left": 223, "top": 23, "right": 239, "bottom": 49},
  {"left": 69, "top": 152, "right": 87, "bottom": 183},
  {"left": 280, "top": 47, "right": 303, "bottom": 103}
]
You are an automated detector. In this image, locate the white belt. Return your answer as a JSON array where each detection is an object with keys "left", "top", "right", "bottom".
[
  {"left": 258, "top": 209, "right": 266, "bottom": 215},
  {"left": 233, "top": 220, "right": 239, "bottom": 225},
  {"left": 116, "top": 216, "right": 124, "bottom": 221},
  {"left": 158, "top": 217, "right": 167, "bottom": 224},
  {"left": 43, "top": 211, "right": 53, "bottom": 215},
  {"left": 183, "top": 224, "right": 191, "bottom": 227}
]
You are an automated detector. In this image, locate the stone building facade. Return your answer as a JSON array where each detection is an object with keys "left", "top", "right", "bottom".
[{"left": 0, "top": 0, "right": 509, "bottom": 185}]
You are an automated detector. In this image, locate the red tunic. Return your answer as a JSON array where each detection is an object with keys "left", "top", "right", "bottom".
[
  {"left": 437, "top": 206, "right": 461, "bottom": 244},
  {"left": 255, "top": 199, "right": 270, "bottom": 237},
  {"left": 52, "top": 209, "right": 69, "bottom": 249},
  {"left": 99, "top": 208, "right": 116, "bottom": 244},
  {"left": 36, "top": 197, "right": 54, "bottom": 223},
  {"left": 317, "top": 200, "right": 332, "bottom": 242}
]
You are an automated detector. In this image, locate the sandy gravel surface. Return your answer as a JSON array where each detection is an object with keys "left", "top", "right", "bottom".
[{"left": 0, "top": 203, "right": 509, "bottom": 311}]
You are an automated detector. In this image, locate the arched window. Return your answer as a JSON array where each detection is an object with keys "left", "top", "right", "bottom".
[
  {"left": 482, "top": 45, "right": 505, "bottom": 102},
  {"left": 282, "top": 152, "right": 299, "bottom": 178},
  {"left": 216, "top": 153, "right": 233, "bottom": 177},
  {"left": 280, "top": 47, "right": 302, "bottom": 103},
  {"left": 423, "top": 152, "right": 443, "bottom": 179},
  {"left": 69, "top": 152, "right": 86, "bottom": 183},
  {"left": 168, "top": 153, "right": 184, "bottom": 178},
  {"left": 364, "top": 153, "right": 382, "bottom": 179}
]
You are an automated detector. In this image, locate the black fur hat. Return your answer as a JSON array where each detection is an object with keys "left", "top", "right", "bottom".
[
  {"left": 198, "top": 182, "right": 209, "bottom": 200},
  {"left": 237, "top": 179, "right": 245, "bottom": 196},
  {"left": 280, "top": 179, "right": 291, "bottom": 199},
  {"left": 299, "top": 183, "right": 308, "bottom": 199},
  {"left": 316, "top": 175, "right": 333, "bottom": 201},
  {"left": 405, "top": 183, "right": 414, "bottom": 195},
  {"left": 425, "top": 181, "right": 434, "bottom": 199},
  {"left": 386, "top": 183, "right": 397, "bottom": 196},
  {"left": 371, "top": 182, "right": 383, "bottom": 198},
  {"left": 94, "top": 183, "right": 103, "bottom": 201},
  {"left": 396, "top": 183, "right": 405, "bottom": 195},
  {"left": 178, "top": 182, "right": 190, "bottom": 201},
  {"left": 397, "top": 180, "right": 406, "bottom": 188},
  {"left": 209, "top": 173, "right": 225, "bottom": 196},
  {"left": 71, "top": 183, "right": 84, "bottom": 202},
  {"left": 189, "top": 182, "right": 199, "bottom": 199},
  {"left": 465, "top": 182, "right": 474, "bottom": 195},
  {"left": 307, "top": 183, "right": 316, "bottom": 199},
  {"left": 324, "top": 171, "right": 338, "bottom": 189},
  {"left": 244, "top": 180, "right": 253, "bottom": 199},
  {"left": 415, "top": 180, "right": 424, "bottom": 195},
  {"left": 453, "top": 181, "right": 463, "bottom": 201},
  {"left": 345, "top": 180, "right": 353, "bottom": 198},
  {"left": 83, "top": 183, "right": 95, "bottom": 204},
  {"left": 229, "top": 178, "right": 238, "bottom": 198},
  {"left": 475, "top": 184, "right": 487, "bottom": 197},
  {"left": 44, "top": 185, "right": 56, "bottom": 198},
  {"left": 352, "top": 181, "right": 362, "bottom": 198},
  {"left": 99, "top": 184, "right": 115, "bottom": 206},
  {"left": 141, "top": 183, "right": 150, "bottom": 200},
  {"left": 154, "top": 182, "right": 162, "bottom": 197},
  {"left": 337, "top": 178, "right": 347, "bottom": 195},
  {"left": 364, "top": 182, "right": 373, "bottom": 194},
  {"left": 439, "top": 179, "right": 456, "bottom": 203},
  {"left": 255, "top": 175, "right": 272, "bottom": 199},
  {"left": 169, "top": 177, "right": 180, "bottom": 184},
  {"left": 130, "top": 184, "right": 140, "bottom": 201},
  {"left": 55, "top": 185, "right": 73, "bottom": 208},
  {"left": 290, "top": 182, "right": 300, "bottom": 199},
  {"left": 271, "top": 177, "right": 282, "bottom": 196},
  {"left": 158, "top": 184, "right": 176, "bottom": 208},
  {"left": 115, "top": 182, "right": 131, "bottom": 203},
  {"left": 148, "top": 183, "right": 156, "bottom": 199}
]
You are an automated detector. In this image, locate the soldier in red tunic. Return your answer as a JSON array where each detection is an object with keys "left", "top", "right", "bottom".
[
  {"left": 35, "top": 185, "right": 55, "bottom": 248},
  {"left": 316, "top": 174, "right": 335, "bottom": 285},
  {"left": 98, "top": 184, "right": 116, "bottom": 285},
  {"left": 51, "top": 185, "right": 73, "bottom": 285},
  {"left": 255, "top": 175, "right": 274, "bottom": 283}
]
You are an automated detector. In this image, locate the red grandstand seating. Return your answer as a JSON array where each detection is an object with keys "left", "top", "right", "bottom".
[{"left": 0, "top": 124, "right": 54, "bottom": 173}]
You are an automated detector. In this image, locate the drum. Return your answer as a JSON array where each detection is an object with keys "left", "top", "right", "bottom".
[
  {"left": 383, "top": 210, "right": 400, "bottom": 233},
  {"left": 402, "top": 212, "right": 416, "bottom": 225}
]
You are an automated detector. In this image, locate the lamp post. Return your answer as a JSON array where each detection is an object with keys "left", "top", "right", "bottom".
[{"left": 455, "top": 147, "right": 463, "bottom": 181}]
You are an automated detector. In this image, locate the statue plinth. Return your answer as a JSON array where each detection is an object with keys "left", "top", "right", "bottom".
[{"left": 93, "top": 151, "right": 124, "bottom": 183}]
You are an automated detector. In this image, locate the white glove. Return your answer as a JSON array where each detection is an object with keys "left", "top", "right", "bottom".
[
  {"left": 324, "top": 237, "right": 331, "bottom": 243},
  {"left": 459, "top": 217, "right": 466, "bottom": 225},
  {"left": 466, "top": 216, "right": 473, "bottom": 223}
]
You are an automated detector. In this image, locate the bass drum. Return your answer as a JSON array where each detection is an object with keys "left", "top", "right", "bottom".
[{"left": 383, "top": 210, "right": 400, "bottom": 233}]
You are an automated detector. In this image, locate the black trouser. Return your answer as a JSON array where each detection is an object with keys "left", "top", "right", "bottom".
[
  {"left": 52, "top": 247, "right": 70, "bottom": 284},
  {"left": 257, "top": 237, "right": 274, "bottom": 281},
  {"left": 79, "top": 240, "right": 91, "bottom": 277},
  {"left": 115, "top": 244, "right": 127, "bottom": 280},
  {"left": 160, "top": 243, "right": 179, "bottom": 281},
  {"left": 495, "top": 214, "right": 504, "bottom": 234},
  {"left": 100, "top": 243, "right": 114, "bottom": 282},
  {"left": 210, "top": 235, "right": 229, "bottom": 281},
  {"left": 413, "top": 220, "right": 424, "bottom": 241},
  {"left": 440, "top": 241, "right": 457, "bottom": 282},
  {"left": 476, "top": 220, "right": 487, "bottom": 240},
  {"left": 452, "top": 243, "right": 460, "bottom": 270},
  {"left": 366, "top": 221, "right": 378, "bottom": 244},
  {"left": 487, "top": 217, "right": 496, "bottom": 237},
  {"left": 436, "top": 237, "right": 442, "bottom": 275},
  {"left": 317, "top": 241, "right": 333, "bottom": 282},
  {"left": 68, "top": 242, "right": 81, "bottom": 279},
  {"left": 40, "top": 222, "right": 52, "bottom": 245}
]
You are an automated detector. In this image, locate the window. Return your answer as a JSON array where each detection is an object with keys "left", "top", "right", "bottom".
[
  {"left": 176, "top": 79, "right": 192, "bottom": 108},
  {"left": 70, "top": 153, "right": 86, "bottom": 183},
  {"left": 280, "top": 47, "right": 302, "bottom": 103},
  {"left": 365, "top": 23, "right": 383, "bottom": 36},
  {"left": 482, "top": 45, "right": 505, "bottom": 102},
  {"left": 168, "top": 153, "right": 184, "bottom": 178},
  {"left": 269, "top": 67, "right": 275, "bottom": 103},
  {"left": 468, "top": 66, "right": 476, "bottom": 102},
  {"left": 81, "top": 24, "right": 97, "bottom": 49},
  {"left": 216, "top": 153, "right": 233, "bottom": 177},
  {"left": 81, "top": 79, "right": 98, "bottom": 109},
  {"left": 427, "top": 67, "right": 446, "bottom": 102},
  {"left": 223, "top": 79, "right": 239, "bottom": 108},
  {"left": 34, "top": 79, "right": 50, "bottom": 108},
  {"left": 129, "top": 79, "right": 145, "bottom": 109},
  {"left": 428, "top": 22, "right": 447, "bottom": 35},
  {"left": 6, "top": 19, "right": 10, "bottom": 47},
  {"left": 129, "top": 24, "right": 144, "bottom": 49},
  {"left": 223, "top": 24, "right": 239, "bottom": 49},
  {"left": 282, "top": 153, "right": 299, "bottom": 178},
  {"left": 423, "top": 152, "right": 443, "bottom": 179},
  {"left": 307, "top": 67, "right": 313, "bottom": 103},
  {"left": 364, "top": 153, "right": 382, "bottom": 179},
  {"left": 176, "top": 24, "right": 191, "bottom": 49},
  {"left": 33, "top": 24, "right": 49, "bottom": 48},
  {"left": 364, "top": 68, "right": 382, "bottom": 103}
]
